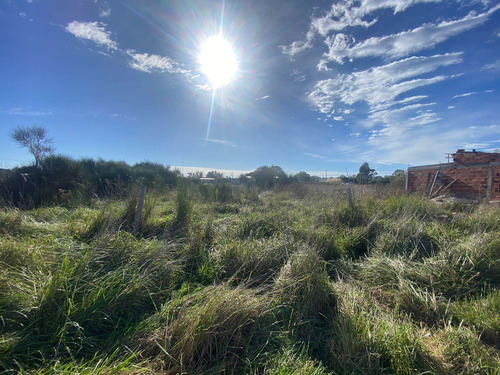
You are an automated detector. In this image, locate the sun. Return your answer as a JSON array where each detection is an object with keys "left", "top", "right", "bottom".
[{"left": 199, "top": 35, "right": 237, "bottom": 88}]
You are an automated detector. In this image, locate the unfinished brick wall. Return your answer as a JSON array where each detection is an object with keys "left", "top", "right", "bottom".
[
  {"left": 452, "top": 150, "right": 500, "bottom": 164},
  {"left": 407, "top": 151, "right": 500, "bottom": 201}
]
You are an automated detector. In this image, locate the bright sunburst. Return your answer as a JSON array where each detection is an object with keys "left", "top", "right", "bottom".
[{"left": 199, "top": 36, "right": 237, "bottom": 88}]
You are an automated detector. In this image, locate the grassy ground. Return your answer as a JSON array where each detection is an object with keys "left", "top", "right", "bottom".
[{"left": 0, "top": 182, "right": 499, "bottom": 374}]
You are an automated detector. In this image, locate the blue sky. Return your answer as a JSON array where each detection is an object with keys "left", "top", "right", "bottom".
[{"left": 1, "top": 0, "right": 500, "bottom": 177}]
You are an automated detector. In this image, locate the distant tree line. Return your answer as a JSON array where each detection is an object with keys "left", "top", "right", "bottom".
[
  {"left": 1, "top": 155, "right": 179, "bottom": 208},
  {"left": 339, "top": 162, "right": 405, "bottom": 186},
  {"left": 3, "top": 125, "right": 405, "bottom": 208}
]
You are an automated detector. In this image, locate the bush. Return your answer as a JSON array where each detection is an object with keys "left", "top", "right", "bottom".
[{"left": 1, "top": 157, "right": 178, "bottom": 208}]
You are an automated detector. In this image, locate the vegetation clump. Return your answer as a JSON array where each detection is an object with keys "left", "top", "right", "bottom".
[{"left": 1, "top": 180, "right": 499, "bottom": 374}]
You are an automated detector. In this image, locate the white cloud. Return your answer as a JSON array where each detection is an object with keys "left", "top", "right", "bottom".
[
  {"left": 321, "top": 5, "right": 499, "bottom": 65},
  {"left": 256, "top": 95, "right": 271, "bottom": 101},
  {"left": 304, "top": 152, "right": 327, "bottom": 159},
  {"left": 99, "top": 9, "right": 111, "bottom": 17},
  {"left": 453, "top": 91, "right": 477, "bottom": 98},
  {"left": 290, "top": 69, "right": 306, "bottom": 82},
  {"left": 127, "top": 50, "right": 190, "bottom": 75},
  {"left": 282, "top": 0, "right": 440, "bottom": 57},
  {"left": 65, "top": 21, "right": 117, "bottom": 50},
  {"left": 362, "top": 124, "right": 500, "bottom": 165},
  {"left": 371, "top": 95, "right": 428, "bottom": 112},
  {"left": 195, "top": 84, "right": 211, "bottom": 91},
  {"left": 1, "top": 107, "right": 53, "bottom": 116},
  {"left": 370, "top": 102, "right": 438, "bottom": 127},
  {"left": 99, "top": 2, "right": 111, "bottom": 17},
  {"left": 333, "top": 116, "right": 344, "bottom": 121},
  {"left": 280, "top": 37, "right": 314, "bottom": 57},
  {"left": 452, "top": 89, "right": 493, "bottom": 98},
  {"left": 309, "top": 52, "right": 462, "bottom": 113},
  {"left": 19, "top": 12, "right": 26, "bottom": 18},
  {"left": 205, "top": 138, "right": 240, "bottom": 148},
  {"left": 483, "top": 59, "right": 500, "bottom": 70},
  {"left": 448, "top": 105, "right": 455, "bottom": 109}
]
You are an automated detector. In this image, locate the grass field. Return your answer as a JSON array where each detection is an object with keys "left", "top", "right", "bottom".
[{"left": 1, "top": 182, "right": 499, "bottom": 374}]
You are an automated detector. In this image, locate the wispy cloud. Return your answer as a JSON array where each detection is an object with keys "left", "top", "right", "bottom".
[
  {"left": 65, "top": 21, "right": 118, "bottom": 50},
  {"left": 281, "top": 0, "right": 440, "bottom": 58},
  {"left": 309, "top": 52, "right": 462, "bottom": 114},
  {"left": 205, "top": 138, "right": 240, "bottom": 148},
  {"left": 290, "top": 69, "right": 306, "bottom": 82},
  {"left": 304, "top": 152, "right": 327, "bottom": 159},
  {"left": 126, "top": 50, "right": 190, "bottom": 75},
  {"left": 452, "top": 89, "right": 493, "bottom": 98},
  {"left": 256, "top": 95, "right": 271, "bottom": 101},
  {"left": 319, "top": 5, "right": 499, "bottom": 66},
  {"left": 1, "top": 107, "right": 53, "bottom": 116},
  {"left": 371, "top": 95, "right": 428, "bottom": 112},
  {"left": 483, "top": 59, "right": 500, "bottom": 70},
  {"left": 453, "top": 91, "right": 477, "bottom": 98},
  {"left": 99, "top": 2, "right": 111, "bottom": 17},
  {"left": 363, "top": 124, "right": 500, "bottom": 165}
]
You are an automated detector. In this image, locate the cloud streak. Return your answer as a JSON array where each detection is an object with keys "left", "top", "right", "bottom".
[
  {"left": 65, "top": 21, "right": 117, "bottom": 50},
  {"left": 126, "top": 50, "right": 190, "bottom": 75},
  {"left": 319, "top": 5, "right": 500, "bottom": 66},
  {"left": 309, "top": 52, "right": 463, "bottom": 114},
  {"left": 205, "top": 138, "right": 241, "bottom": 148},
  {"left": 304, "top": 152, "right": 327, "bottom": 159},
  {"left": 281, "top": 0, "right": 441, "bottom": 57}
]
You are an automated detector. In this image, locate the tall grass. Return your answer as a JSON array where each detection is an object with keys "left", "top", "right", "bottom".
[{"left": 1, "top": 185, "right": 499, "bottom": 374}]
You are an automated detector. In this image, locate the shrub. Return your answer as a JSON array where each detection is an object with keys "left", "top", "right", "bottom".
[{"left": 174, "top": 183, "right": 191, "bottom": 229}]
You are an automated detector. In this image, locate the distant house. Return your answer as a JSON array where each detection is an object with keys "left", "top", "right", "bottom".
[{"left": 407, "top": 149, "right": 500, "bottom": 201}]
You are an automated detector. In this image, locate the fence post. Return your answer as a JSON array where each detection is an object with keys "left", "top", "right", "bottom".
[
  {"left": 487, "top": 166, "right": 492, "bottom": 202},
  {"left": 133, "top": 186, "right": 147, "bottom": 234},
  {"left": 346, "top": 187, "right": 353, "bottom": 207}
]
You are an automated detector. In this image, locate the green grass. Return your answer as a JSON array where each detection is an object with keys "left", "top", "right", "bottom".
[{"left": 1, "top": 185, "right": 499, "bottom": 374}]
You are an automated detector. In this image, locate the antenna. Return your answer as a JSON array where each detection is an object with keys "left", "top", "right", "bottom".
[{"left": 445, "top": 153, "right": 452, "bottom": 163}]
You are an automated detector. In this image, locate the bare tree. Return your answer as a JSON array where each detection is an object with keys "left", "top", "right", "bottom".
[{"left": 10, "top": 125, "right": 55, "bottom": 168}]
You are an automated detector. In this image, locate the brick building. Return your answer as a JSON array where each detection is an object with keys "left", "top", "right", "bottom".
[{"left": 406, "top": 150, "right": 500, "bottom": 201}]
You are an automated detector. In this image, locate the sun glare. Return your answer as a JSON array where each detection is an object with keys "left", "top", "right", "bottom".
[{"left": 199, "top": 36, "right": 237, "bottom": 88}]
